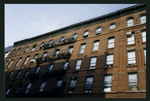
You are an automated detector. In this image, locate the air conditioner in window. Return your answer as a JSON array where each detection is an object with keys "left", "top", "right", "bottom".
[
  {"left": 30, "top": 59, "right": 36, "bottom": 63},
  {"left": 127, "top": 31, "right": 132, "bottom": 37}
]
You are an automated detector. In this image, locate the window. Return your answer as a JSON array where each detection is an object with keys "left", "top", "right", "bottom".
[
  {"left": 47, "top": 65, "right": 53, "bottom": 72},
  {"left": 10, "top": 49, "right": 16, "bottom": 56},
  {"left": 68, "top": 46, "right": 73, "bottom": 53},
  {"left": 89, "top": 57, "right": 97, "bottom": 69},
  {"left": 39, "top": 42, "right": 44, "bottom": 49},
  {"left": 16, "top": 48, "right": 21, "bottom": 55},
  {"left": 24, "top": 46, "right": 29, "bottom": 53},
  {"left": 59, "top": 37, "right": 65, "bottom": 44},
  {"left": 25, "top": 83, "right": 32, "bottom": 93},
  {"left": 83, "top": 30, "right": 89, "bottom": 38},
  {"left": 54, "top": 49, "right": 60, "bottom": 58},
  {"left": 127, "top": 18, "right": 134, "bottom": 27},
  {"left": 92, "top": 41, "right": 99, "bottom": 51},
  {"left": 31, "top": 44, "right": 36, "bottom": 51},
  {"left": 34, "top": 54, "right": 39, "bottom": 59},
  {"left": 16, "top": 70, "right": 22, "bottom": 78},
  {"left": 24, "top": 70, "right": 29, "bottom": 76},
  {"left": 68, "top": 77, "right": 77, "bottom": 93},
  {"left": 7, "top": 59, "right": 14, "bottom": 68},
  {"left": 128, "top": 74, "right": 138, "bottom": 91},
  {"left": 7, "top": 71, "right": 14, "bottom": 78},
  {"left": 140, "top": 15, "right": 146, "bottom": 24},
  {"left": 63, "top": 62, "right": 68, "bottom": 70},
  {"left": 79, "top": 43, "right": 86, "bottom": 54},
  {"left": 75, "top": 60, "right": 82, "bottom": 70},
  {"left": 15, "top": 87, "right": 21, "bottom": 94},
  {"left": 127, "top": 51, "right": 136, "bottom": 65},
  {"left": 73, "top": 33, "right": 78, "bottom": 39},
  {"left": 106, "top": 54, "right": 114, "bottom": 66},
  {"left": 42, "top": 52, "right": 47, "bottom": 61},
  {"left": 56, "top": 80, "right": 63, "bottom": 87},
  {"left": 23, "top": 56, "right": 30, "bottom": 65},
  {"left": 127, "top": 33, "right": 135, "bottom": 45},
  {"left": 144, "top": 49, "right": 146, "bottom": 63},
  {"left": 16, "top": 58, "right": 22, "bottom": 66},
  {"left": 85, "top": 77, "right": 93, "bottom": 92},
  {"left": 103, "top": 75, "right": 112, "bottom": 92},
  {"left": 109, "top": 23, "right": 116, "bottom": 30},
  {"left": 39, "top": 82, "right": 46, "bottom": 92},
  {"left": 49, "top": 40, "right": 53, "bottom": 47},
  {"left": 96, "top": 27, "right": 102, "bottom": 35},
  {"left": 35, "top": 67, "right": 40, "bottom": 74},
  {"left": 6, "top": 89, "right": 11, "bottom": 95},
  {"left": 108, "top": 37, "right": 115, "bottom": 48},
  {"left": 5, "top": 60, "right": 9, "bottom": 66},
  {"left": 142, "top": 30, "right": 146, "bottom": 42}
]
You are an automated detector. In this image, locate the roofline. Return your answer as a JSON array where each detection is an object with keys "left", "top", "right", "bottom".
[{"left": 14, "top": 4, "right": 146, "bottom": 47}]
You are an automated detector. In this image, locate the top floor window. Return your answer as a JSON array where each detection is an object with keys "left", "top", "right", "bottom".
[
  {"left": 79, "top": 43, "right": 86, "bottom": 54},
  {"left": 140, "top": 15, "right": 146, "bottom": 24},
  {"left": 127, "top": 18, "right": 134, "bottom": 27},
  {"left": 31, "top": 44, "right": 36, "bottom": 51},
  {"left": 83, "top": 30, "right": 89, "bottom": 38},
  {"left": 10, "top": 49, "right": 16, "bottom": 56},
  {"left": 49, "top": 40, "right": 53, "bottom": 47},
  {"left": 141, "top": 30, "right": 146, "bottom": 42},
  {"left": 16, "top": 47, "right": 21, "bottom": 55},
  {"left": 59, "top": 37, "right": 65, "bottom": 44},
  {"left": 73, "top": 33, "right": 78, "bottom": 39},
  {"left": 109, "top": 23, "right": 116, "bottom": 31},
  {"left": 68, "top": 46, "right": 73, "bottom": 53},
  {"left": 39, "top": 42, "right": 44, "bottom": 49},
  {"left": 108, "top": 37, "right": 115, "bottom": 49},
  {"left": 96, "top": 27, "right": 102, "bottom": 35},
  {"left": 24, "top": 46, "right": 29, "bottom": 53}
]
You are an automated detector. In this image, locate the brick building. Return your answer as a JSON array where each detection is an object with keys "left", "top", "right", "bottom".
[{"left": 5, "top": 4, "right": 146, "bottom": 98}]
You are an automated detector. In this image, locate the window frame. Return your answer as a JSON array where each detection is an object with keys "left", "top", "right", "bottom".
[
  {"left": 84, "top": 76, "right": 94, "bottom": 92},
  {"left": 96, "top": 27, "right": 102, "bottom": 35},
  {"left": 92, "top": 40, "right": 100, "bottom": 51},
  {"left": 23, "top": 46, "right": 29, "bottom": 53},
  {"left": 68, "top": 46, "right": 74, "bottom": 54},
  {"left": 7, "top": 59, "right": 14, "bottom": 68},
  {"left": 109, "top": 23, "right": 116, "bottom": 30},
  {"left": 140, "top": 15, "right": 146, "bottom": 24},
  {"left": 103, "top": 75, "right": 112, "bottom": 92},
  {"left": 31, "top": 44, "right": 36, "bottom": 51},
  {"left": 68, "top": 77, "right": 77, "bottom": 93},
  {"left": 16, "top": 47, "right": 21, "bottom": 55},
  {"left": 15, "top": 58, "right": 22, "bottom": 66},
  {"left": 39, "top": 42, "right": 45, "bottom": 49},
  {"left": 56, "top": 79, "right": 63, "bottom": 88},
  {"left": 127, "top": 17, "right": 134, "bottom": 27},
  {"left": 59, "top": 37, "right": 65, "bottom": 44},
  {"left": 10, "top": 49, "right": 16, "bottom": 56},
  {"left": 25, "top": 83, "right": 32, "bottom": 94},
  {"left": 73, "top": 33, "right": 78, "bottom": 39},
  {"left": 107, "top": 37, "right": 115, "bottom": 49},
  {"left": 75, "top": 59, "right": 82, "bottom": 70},
  {"left": 83, "top": 30, "right": 89, "bottom": 38},
  {"left": 35, "top": 66, "right": 40, "bottom": 74},
  {"left": 89, "top": 57, "right": 97, "bottom": 69},
  {"left": 141, "top": 30, "right": 146, "bottom": 42},
  {"left": 127, "top": 32, "right": 135, "bottom": 45},
  {"left": 39, "top": 82, "right": 46, "bottom": 92},
  {"left": 127, "top": 50, "right": 136, "bottom": 65},
  {"left": 144, "top": 49, "right": 146, "bottom": 63},
  {"left": 106, "top": 54, "right": 114, "bottom": 66},
  {"left": 128, "top": 73, "right": 138, "bottom": 91},
  {"left": 63, "top": 61, "right": 69, "bottom": 70},
  {"left": 23, "top": 56, "right": 30, "bottom": 65},
  {"left": 79, "top": 43, "right": 86, "bottom": 54}
]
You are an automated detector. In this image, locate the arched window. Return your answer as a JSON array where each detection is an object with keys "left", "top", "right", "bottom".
[
  {"left": 83, "top": 30, "right": 89, "bottom": 38},
  {"left": 10, "top": 49, "right": 16, "bottom": 56},
  {"left": 16, "top": 57, "right": 22, "bottom": 66},
  {"left": 109, "top": 23, "right": 116, "bottom": 31},
  {"left": 16, "top": 47, "right": 21, "bottom": 55},
  {"left": 140, "top": 15, "right": 146, "bottom": 24},
  {"left": 39, "top": 42, "right": 44, "bottom": 49},
  {"left": 96, "top": 27, "right": 102, "bottom": 35},
  {"left": 59, "top": 37, "right": 65, "bottom": 44},
  {"left": 24, "top": 46, "right": 29, "bottom": 53},
  {"left": 73, "top": 33, "right": 78, "bottom": 39},
  {"left": 31, "top": 44, "right": 36, "bottom": 51},
  {"left": 5, "top": 60, "right": 9, "bottom": 66},
  {"left": 68, "top": 46, "right": 74, "bottom": 53},
  {"left": 7, "top": 59, "right": 14, "bottom": 68},
  {"left": 127, "top": 18, "right": 134, "bottom": 27}
]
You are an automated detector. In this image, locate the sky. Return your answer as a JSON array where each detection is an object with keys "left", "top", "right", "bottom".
[{"left": 5, "top": 4, "right": 137, "bottom": 48}]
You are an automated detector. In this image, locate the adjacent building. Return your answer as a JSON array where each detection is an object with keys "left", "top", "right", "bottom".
[{"left": 5, "top": 4, "right": 146, "bottom": 98}]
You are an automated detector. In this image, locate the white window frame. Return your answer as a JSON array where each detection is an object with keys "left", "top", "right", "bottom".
[
  {"left": 68, "top": 46, "right": 73, "bottom": 53},
  {"left": 85, "top": 77, "right": 93, "bottom": 92},
  {"left": 75, "top": 60, "right": 82, "bottom": 70},
  {"left": 127, "top": 33, "right": 135, "bottom": 45},
  {"left": 39, "top": 42, "right": 44, "bottom": 49},
  {"left": 79, "top": 44, "right": 86, "bottom": 54},
  {"left": 128, "top": 74, "right": 138, "bottom": 91},
  {"left": 31, "top": 45, "right": 36, "bottom": 51},
  {"left": 63, "top": 62, "right": 68, "bottom": 70},
  {"left": 7, "top": 60, "right": 14, "bottom": 68},
  {"left": 49, "top": 40, "right": 53, "bottom": 47},
  {"left": 73, "top": 33, "right": 78, "bottom": 39},
  {"left": 56, "top": 80, "right": 63, "bottom": 87},
  {"left": 83, "top": 30, "right": 89, "bottom": 38},
  {"left": 144, "top": 49, "right": 146, "bottom": 63},
  {"left": 24, "top": 56, "right": 30, "bottom": 65},
  {"left": 25, "top": 83, "right": 32, "bottom": 94},
  {"left": 103, "top": 75, "right": 112, "bottom": 92},
  {"left": 24, "top": 47, "right": 29, "bottom": 53},
  {"left": 16, "top": 58, "right": 22, "bottom": 66},
  {"left": 106, "top": 54, "right": 114, "bottom": 66},
  {"left": 96, "top": 27, "right": 102, "bottom": 35},
  {"left": 108, "top": 38, "right": 115, "bottom": 49},
  {"left": 127, "top": 51, "right": 136, "bottom": 65},
  {"left": 39, "top": 82, "right": 46, "bottom": 92},
  {"left": 140, "top": 15, "right": 146, "bottom": 24},
  {"left": 68, "top": 77, "right": 77, "bottom": 93},
  {"left": 92, "top": 41, "right": 99, "bottom": 51},
  {"left": 89, "top": 57, "right": 97, "bottom": 69},
  {"left": 109, "top": 24, "right": 116, "bottom": 30},
  {"left": 59, "top": 37, "right": 65, "bottom": 44},
  {"left": 127, "top": 18, "right": 134, "bottom": 27},
  {"left": 142, "top": 30, "right": 146, "bottom": 42}
]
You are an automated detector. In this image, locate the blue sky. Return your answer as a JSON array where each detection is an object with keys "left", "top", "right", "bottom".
[{"left": 5, "top": 4, "right": 137, "bottom": 47}]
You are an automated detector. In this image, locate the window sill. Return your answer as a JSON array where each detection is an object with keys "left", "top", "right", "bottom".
[{"left": 126, "top": 64, "right": 137, "bottom": 67}]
